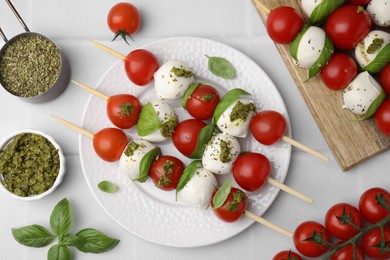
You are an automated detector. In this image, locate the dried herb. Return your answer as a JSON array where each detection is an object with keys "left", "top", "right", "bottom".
[{"left": 0, "top": 35, "right": 61, "bottom": 97}]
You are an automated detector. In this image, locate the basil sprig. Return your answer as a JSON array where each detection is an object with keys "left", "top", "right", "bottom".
[
  {"left": 135, "top": 147, "right": 160, "bottom": 183},
  {"left": 98, "top": 181, "right": 118, "bottom": 193},
  {"left": 309, "top": 0, "right": 344, "bottom": 25},
  {"left": 308, "top": 35, "right": 334, "bottom": 80},
  {"left": 136, "top": 102, "right": 161, "bottom": 137},
  {"left": 205, "top": 55, "right": 236, "bottom": 79},
  {"left": 362, "top": 43, "right": 390, "bottom": 74},
  {"left": 182, "top": 82, "right": 202, "bottom": 109},
  {"left": 212, "top": 178, "right": 232, "bottom": 209},
  {"left": 189, "top": 124, "right": 214, "bottom": 159},
  {"left": 11, "top": 198, "right": 119, "bottom": 259},
  {"left": 289, "top": 24, "right": 311, "bottom": 62},
  {"left": 212, "top": 88, "right": 251, "bottom": 125},
  {"left": 176, "top": 160, "right": 202, "bottom": 199}
]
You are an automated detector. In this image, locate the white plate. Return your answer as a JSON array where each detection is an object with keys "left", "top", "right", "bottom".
[{"left": 80, "top": 37, "right": 291, "bottom": 248}]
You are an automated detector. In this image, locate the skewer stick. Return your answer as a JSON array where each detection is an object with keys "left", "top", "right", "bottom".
[
  {"left": 52, "top": 115, "right": 94, "bottom": 139},
  {"left": 253, "top": 0, "right": 271, "bottom": 14},
  {"left": 71, "top": 80, "right": 109, "bottom": 101},
  {"left": 267, "top": 177, "right": 313, "bottom": 204},
  {"left": 282, "top": 136, "right": 329, "bottom": 161},
  {"left": 244, "top": 211, "right": 293, "bottom": 237},
  {"left": 89, "top": 40, "right": 127, "bottom": 60}
]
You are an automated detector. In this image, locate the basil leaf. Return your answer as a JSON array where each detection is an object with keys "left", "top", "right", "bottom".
[
  {"left": 98, "top": 181, "right": 118, "bottom": 193},
  {"left": 134, "top": 147, "right": 160, "bottom": 183},
  {"left": 61, "top": 235, "right": 86, "bottom": 247},
  {"left": 176, "top": 160, "right": 202, "bottom": 198},
  {"left": 363, "top": 90, "right": 386, "bottom": 120},
  {"left": 289, "top": 24, "right": 311, "bottom": 62},
  {"left": 308, "top": 35, "right": 334, "bottom": 80},
  {"left": 182, "top": 82, "right": 202, "bottom": 109},
  {"left": 189, "top": 124, "right": 214, "bottom": 159},
  {"left": 75, "top": 228, "right": 120, "bottom": 254},
  {"left": 212, "top": 88, "right": 251, "bottom": 125},
  {"left": 362, "top": 44, "right": 390, "bottom": 74},
  {"left": 50, "top": 198, "right": 72, "bottom": 237},
  {"left": 309, "top": 0, "right": 344, "bottom": 25},
  {"left": 212, "top": 178, "right": 232, "bottom": 209},
  {"left": 48, "top": 244, "right": 72, "bottom": 260},
  {"left": 206, "top": 55, "right": 235, "bottom": 79},
  {"left": 11, "top": 224, "right": 54, "bottom": 248},
  {"left": 136, "top": 102, "right": 161, "bottom": 137}
]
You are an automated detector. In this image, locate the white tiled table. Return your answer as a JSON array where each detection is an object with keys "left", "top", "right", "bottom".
[{"left": 0, "top": 1, "right": 388, "bottom": 259}]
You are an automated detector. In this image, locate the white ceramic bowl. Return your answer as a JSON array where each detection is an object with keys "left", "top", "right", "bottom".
[{"left": 0, "top": 129, "right": 66, "bottom": 201}]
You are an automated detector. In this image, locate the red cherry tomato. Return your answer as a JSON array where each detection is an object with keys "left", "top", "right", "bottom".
[
  {"left": 346, "top": 0, "right": 370, "bottom": 5},
  {"left": 330, "top": 242, "right": 365, "bottom": 260},
  {"left": 380, "top": 63, "right": 390, "bottom": 96},
  {"left": 106, "top": 94, "right": 142, "bottom": 129},
  {"left": 374, "top": 99, "right": 390, "bottom": 136},
  {"left": 149, "top": 155, "right": 184, "bottom": 191},
  {"left": 232, "top": 152, "right": 270, "bottom": 192},
  {"left": 210, "top": 187, "right": 248, "bottom": 223},
  {"left": 107, "top": 3, "right": 141, "bottom": 42},
  {"left": 359, "top": 187, "right": 390, "bottom": 224},
  {"left": 172, "top": 119, "right": 206, "bottom": 156},
  {"left": 92, "top": 128, "right": 128, "bottom": 162},
  {"left": 320, "top": 53, "right": 358, "bottom": 90},
  {"left": 324, "top": 203, "right": 363, "bottom": 240},
  {"left": 325, "top": 5, "right": 371, "bottom": 50},
  {"left": 362, "top": 226, "right": 390, "bottom": 259},
  {"left": 266, "top": 6, "right": 305, "bottom": 44},
  {"left": 273, "top": 250, "right": 303, "bottom": 260},
  {"left": 250, "top": 110, "right": 286, "bottom": 145},
  {"left": 185, "top": 84, "right": 220, "bottom": 120},
  {"left": 293, "top": 221, "right": 331, "bottom": 258},
  {"left": 124, "top": 49, "right": 159, "bottom": 86}
]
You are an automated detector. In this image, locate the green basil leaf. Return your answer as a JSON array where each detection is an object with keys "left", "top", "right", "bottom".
[
  {"left": 176, "top": 160, "right": 202, "bottom": 198},
  {"left": 308, "top": 35, "right": 334, "bottom": 80},
  {"left": 98, "top": 181, "right": 118, "bottom": 193},
  {"left": 189, "top": 124, "right": 214, "bottom": 159},
  {"left": 134, "top": 147, "right": 160, "bottom": 183},
  {"left": 61, "top": 235, "right": 86, "bottom": 247},
  {"left": 11, "top": 224, "right": 54, "bottom": 248},
  {"left": 75, "top": 228, "right": 120, "bottom": 254},
  {"left": 212, "top": 88, "right": 251, "bottom": 125},
  {"left": 289, "top": 24, "right": 311, "bottom": 62},
  {"left": 182, "top": 82, "right": 202, "bottom": 109},
  {"left": 50, "top": 198, "right": 72, "bottom": 237},
  {"left": 48, "top": 244, "right": 72, "bottom": 260},
  {"left": 309, "top": 0, "right": 345, "bottom": 25},
  {"left": 212, "top": 178, "right": 232, "bottom": 209},
  {"left": 363, "top": 90, "right": 386, "bottom": 120},
  {"left": 136, "top": 102, "right": 161, "bottom": 137},
  {"left": 362, "top": 43, "right": 390, "bottom": 74},
  {"left": 206, "top": 55, "right": 235, "bottom": 79}
]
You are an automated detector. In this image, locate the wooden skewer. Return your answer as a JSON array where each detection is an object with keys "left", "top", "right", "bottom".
[
  {"left": 244, "top": 211, "right": 293, "bottom": 237},
  {"left": 282, "top": 136, "right": 329, "bottom": 161},
  {"left": 89, "top": 40, "right": 127, "bottom": 60},
  {"left": 52, "top": 115, "right": 94, "bottom": 139},
  {"left": 71, "top": 80, "right": 109, "bottom": 101},
  {"left": 267, "top": 177, "right": 313, "bottom": 204},
  {"left": 253, "top": 0, "right": 271, "bottom": 14}
]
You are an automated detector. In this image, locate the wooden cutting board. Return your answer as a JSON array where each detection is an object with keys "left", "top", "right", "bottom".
[{"left": 252, "top": 0, "right": 390, "bottom": 171}]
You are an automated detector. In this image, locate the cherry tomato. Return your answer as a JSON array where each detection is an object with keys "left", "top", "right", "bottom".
[
  {"left": 325, "top": 203, "right": 363, "bottom": 240},
  {"left": 92, "top": 128, "right": 128, "bottom": 162},
  {"left": 330, "top": 242, "right": 365, "bottom": 260},
  {"left": 359, "top": 187, "right": 390, "bottom": 224},
  {"left": 374, "top": 99, "right": 390, "bottom": 136},
  {"left": 250, "top": 110, "right": 286, "bottom": 145},
  {"left": 362, "top": 226, "right": 390, "bottom": 259},
  {"left": 232, "top": 152, "right": 270, "bottom": 192},
  {"left": 210, "top": 187, "right": 248, "bottom": 223},
  {"left": 325, "top": 5, "right": 371, "bottom": 50},
  {"left": 380, "top": 63, "right": 390, "bottom": 96},
  {"left": 293, "top": 221, "right": 331, "bottom": 257},
  {"left": 346, "top": 0, "right": 370, "bottom": 5},
  {"left": 266, "top": 6, "right": 305, "bottom": 44},
  {"left": 149, "top": 155, "right": 184, "bottom": 191},
  {"left": 273, "top": 250, "right": 303, "bottom": 260},
  {"left": 106, "top": 94, "right": 142, "bottom": 129},
  {"left": 185, "top": 84, "right": 220, "bottom": 120},
  {"left": 320, "top": 53, "right": 358, "bottom": 91},
  {"left": 172, "top": 119, "right": 206, "bottom": 156},
  {"left": 124, "top": 49, "right": 159, "bottom": 86},
  {"left": 107, "top": 3, "right": 141, "bottom": 42}
]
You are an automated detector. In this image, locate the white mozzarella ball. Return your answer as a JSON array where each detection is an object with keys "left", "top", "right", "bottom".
[
  {"left": 301, "top": 0, "right": 323, "bottom": 18},
  {"left": 295, "top": 26, "right": 326, "bottom": 68},
  {"left": 367, "top": 0, "right": 390, "bottom": 27},
  {"left": 355, "top": 30, "right": 390, "bottom": 68}
]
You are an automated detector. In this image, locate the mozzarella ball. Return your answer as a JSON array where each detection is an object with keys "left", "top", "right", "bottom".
[
  {"left": 301, "top": 0, "right": 322, "bottom": 18},
  {"left": 294, "top": 26, "right": 326, "bottom": 68},
  {"left": 154, "top": 60, "right": 195, "bottom": 100},
  {"left": 355, "top": 30, "right": 390, "bottom": 68},
  {"left": 367, "top": 0, "right": 390, "bottom": 27}
]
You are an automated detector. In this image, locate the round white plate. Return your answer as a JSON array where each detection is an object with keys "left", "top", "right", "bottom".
[{"left": 80, "top": 37, "right": 291, "bottom": 248}]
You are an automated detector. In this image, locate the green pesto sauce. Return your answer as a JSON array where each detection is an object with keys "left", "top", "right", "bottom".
[
  {"left": 230, "top": 101, "right": 256, "bottom": 122},
  {"left": 367, "top": 38, "right": 384, "bottom": 54},
  {"left": 157, "top": 160, "right": 175, "bottom": 188},
  {"left": 170, "top": 66, "right": 195, "bottom": 78},
  {"left": 0, "top": 133, "right": 60, "bottom": 197},
  {"left": 124, "top": 142, "right": 140, "bottom": 157},
  {"left": 219, "top": 140, "right": 232, "bottom": 163},
  {"left": 201, "top": 93, "right": 214, "bottom": 102},
  {"left": 118, "top": 102, "right": 134, "bottom": 118},
  {"left": 160, "top": 115, "right": 178, "bottom": 138},
  {"left": 227, "top": 190, "right": 246, "bottom": 212}
]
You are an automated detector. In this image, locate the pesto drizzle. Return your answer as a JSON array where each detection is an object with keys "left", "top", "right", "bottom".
[
  {"left": 157, "top": 160, "right": 175, "bottom": 188},
  {"left": 160, "top": 115, "right": 178, "bottom": 138},
  {"left": 170, "top": 66, "right": 195, "bottom": 78},
  {"left": 227, "top": 190, "right": 246, "bottom": 212},
  {"left": 230, "top": 101, "right": 256, "bottom": 122},
  {"left": 219, "top": 140, "right": 232, "bottom": 163},
  {"left": 118, "top": 103, "right": 134, "bottom": 118},
  {"left": 367, "top": 38, "right": 384, "bottom": 54}
]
